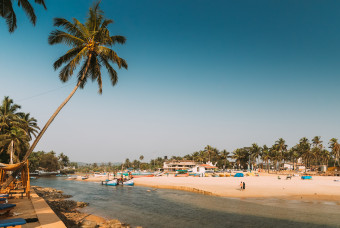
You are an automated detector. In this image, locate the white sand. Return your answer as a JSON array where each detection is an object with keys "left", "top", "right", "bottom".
[{"left": 133, "top": 175, "right": 340, "bottom": 201}]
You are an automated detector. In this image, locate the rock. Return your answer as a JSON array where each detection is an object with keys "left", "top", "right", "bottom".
[
  {"left": 80, "top": 219, "right": 98, "bottom": 228},
  {"left": 77, "top": 201, "right": 89, "bottom": 208}
]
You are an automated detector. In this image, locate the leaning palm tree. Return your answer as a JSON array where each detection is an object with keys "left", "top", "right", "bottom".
[
  {"left": 2, "top": 2, "right": 127, "bottom": 189},
  {"left": 0, "top": 0, "right": 47, "bottom": 33}
]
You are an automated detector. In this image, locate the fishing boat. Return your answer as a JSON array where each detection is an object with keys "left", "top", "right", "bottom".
[
  {"left": 123, "top": 179, "right": 134, "bottom": 186},
  {"left": 102, "top": 180, "right": 118, "bottom": 186}
]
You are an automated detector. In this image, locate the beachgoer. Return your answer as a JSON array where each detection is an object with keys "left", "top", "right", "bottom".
[
  {"left": 243, "top": 182, "right": 246, "bottom": 190},
  {"left": 240, "top": 181, "right": 243, "bottom": 191}
]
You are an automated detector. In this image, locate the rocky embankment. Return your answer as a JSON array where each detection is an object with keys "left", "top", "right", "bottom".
[{"left": 33, "top": 186, "right": 136, "bottom": 228}]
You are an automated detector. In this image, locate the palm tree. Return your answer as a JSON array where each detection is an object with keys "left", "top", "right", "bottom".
[
  {"left": 298, "top": 137, "right": 312, "bottom": 169},
  {"left": 18, "top": 113, "right": 40, "bottom": 140},
  {"left": 232, "top": 149, "right": 245, "bottom": 169},
  {"left": 0, "top": 96, "right": 23, "bottom": 133},
  {"left": 250, "top": 143, "right": 261, "bottom": 170},
  {"left": 220, "top": 149, "right": 230, "bottom": 170},
  {"left": 329, "top": 138, "right": 340, "bottom": 166},
  {"left": 1, "top": 0, "right": 47, "bottom": 33},
  {"left": 2, "top": 2, "right": 128, "bottom": 189},
  {"left": 139, "top": 155, "right": 144, "bottom": 170},
  {"left": 204, "top": 145, "right": 214, "bottom": 162},
  {"left": 261, "top": 145, "right": 271, "bottom": 173},
  {"left": 0, "top": 127, "right": 29, "bottom": 164},
  {"left": 275, "top": 138, "right": 287, "bottom": 167}
]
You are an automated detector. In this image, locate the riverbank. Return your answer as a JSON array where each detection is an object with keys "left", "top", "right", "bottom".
[
  {"left": 33, "top": 186, "right": 133, "bottom": 228},
  {"left": 132, "top": 175, "right": 340, "bottom": 202}
]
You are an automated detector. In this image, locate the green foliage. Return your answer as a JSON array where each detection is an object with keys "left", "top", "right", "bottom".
[
  {"left": 0, "top": 96, "right": 40, "bottom": 164},
  {"left": 1, "top": 0, "right": 47, "bottom": 33},
  {"left": 28, "top": 150, "right": 70, "bottom": 172},
  {"left": 48, "top": 1, "right": 127, "bottom": 94}
]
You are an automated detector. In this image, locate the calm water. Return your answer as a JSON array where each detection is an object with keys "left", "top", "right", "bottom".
[{"left": 32, "top": 177, "right": 340, "bottom": 228}]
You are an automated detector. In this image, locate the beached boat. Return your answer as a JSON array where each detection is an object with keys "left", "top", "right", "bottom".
[
  {"left": 123, "top": 180, "right": 134, "bottom": 186},
  {"left": 102, "top": 180, "right": 118, "bottom": 186},
  {"left": 301, "top": 176, "right": 312, "bottom": 180}
]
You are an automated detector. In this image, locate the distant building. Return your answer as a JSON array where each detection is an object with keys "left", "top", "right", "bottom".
[
  {"left": 163, "top": 160, "right": 196, "bottom": 172},
  {"left": 192, "top": 162, "right": 217, "bottom": 175}
]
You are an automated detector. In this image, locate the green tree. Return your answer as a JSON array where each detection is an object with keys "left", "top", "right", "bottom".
[
  {"left": 1, "top": 0, "right": 47, "bottom": 33},
  {"left": 329, "top": 138, "right": 340, "bottom": 166},
  {"left": 261, "top": 145, "right": 271, "bottom": 173},
  {"left": 0, "top": 127, "right": 29, "bottom": 163},
  {"left": 58, "top": 152, "right": 70, "bottom": 169}
]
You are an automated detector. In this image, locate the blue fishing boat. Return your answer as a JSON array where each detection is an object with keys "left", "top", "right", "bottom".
[
  {"left": 301, "top": 176, "right": 312, "bottom": 180},
  {"left": 102, "top": 180, "right": 118, "bottom": 186},
  {"left": 123, "top": 179, "right": 134, "bottom": 186}
]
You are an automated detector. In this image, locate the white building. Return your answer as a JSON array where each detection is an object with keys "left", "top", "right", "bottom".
[
  {"left": 163, "top": 160, "right": 196, "bottom": 172},
  {"left": 192, "top": 162, "right": 217, "bottom": 175}
]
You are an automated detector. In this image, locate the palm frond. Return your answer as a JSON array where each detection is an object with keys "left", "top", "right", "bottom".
[
  {"left": 17, "top": 0, "right": 36, "bottom": 25},
  {"left": 53, "top": 46, "right": 85, "bottom": 70},
  {"left": 72, "top": 18, "right": 90, "bottom": 38},
  {"left": 99, "top": 55, "right": 118, "bottom": 86},
  {"left": 34, "top": 0, "right": 47, "bottom": 9},
  {"left": 58, "top": 47, "right": 87, "bottom": 82},
  {"left": 97, "top": 46, "right": 128, "bottom": 69},
  {"left": 109, "top": 35, "right": 126, "bottom": 45},
  {"left": 53, "top": 18, "right": 86, "bottom": 40},
  {"left": 89, "top": 56, "right": 103, "bottom": 93},
  {"left": 48, "top": 30, "right": 85, "bottom": 46},
  {"left": 2, "top": 1, "right": 17, "bottom": 33}
]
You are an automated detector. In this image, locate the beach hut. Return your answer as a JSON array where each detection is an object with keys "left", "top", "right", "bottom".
[{"left": 234, "top": 173, "right": 244, "bottom": 177}]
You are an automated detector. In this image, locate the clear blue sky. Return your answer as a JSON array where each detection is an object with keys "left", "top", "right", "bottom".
[{"left": 1, "top": 0, "right": 339, "bottom": 163}]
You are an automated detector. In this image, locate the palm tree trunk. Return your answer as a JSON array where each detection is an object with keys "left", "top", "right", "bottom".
[
  {"left": 9, "top": 140, "right": 14, "bottom": 165},
  {"left": 1, "top": 55, "right": 92, "bottom": 189}
]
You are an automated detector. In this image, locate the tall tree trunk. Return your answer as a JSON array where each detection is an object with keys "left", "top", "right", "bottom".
[
  {"left": 9, "top": 140, "right": 14, "bottom": 165},
  {"left": 1, "top": 55, "right": 92, "bottom": 189}
]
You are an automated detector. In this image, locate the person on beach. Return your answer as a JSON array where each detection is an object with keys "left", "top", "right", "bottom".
[
  {"left": 240, "top": 181, "right": 243, "bottom": 191},
  {"left": 243, "top": 182, "right": 246, "bottom": 190}
]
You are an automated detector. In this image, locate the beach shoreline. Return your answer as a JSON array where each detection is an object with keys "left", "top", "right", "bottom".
[
  {"left": 71, "top": 174, "right": 340, "bottom": 202},
  {"left": 33, "top": 186, "right": 132, "bottom": 228}
]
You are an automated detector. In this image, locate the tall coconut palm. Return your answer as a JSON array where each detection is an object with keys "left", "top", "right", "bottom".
[
  {"left": 2, "top": 2, "right": 127, "bottom": 189},
  {"left": 220, "top": 149, "right": 230, "bottom": 170},
  {"left": 261, "top": 145, "right": 271, "bottom": 173},
  {"left": 298, "top": 137, "right": 312, "bottom": 169},
  {"left": 275, "top": 138, "right": 287, "bottom": 166},
  {"left": 250, "top": 143, "right": 261, "bottom": 170},
  {"left": 329, "top": 138, "right": 340, "bottom": 166},
  {"left": 232, "top": 149, "right": 246, "bottom": 169},
  {"left": 1, "top": 0, "right": 47, "bottom": 33},
  {"left": 204, "top": 145, "right": 214, "bottom": 162}
]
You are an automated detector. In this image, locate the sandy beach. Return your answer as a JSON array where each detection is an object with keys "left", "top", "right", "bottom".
[{"left": 131, "top": 175, "right": 340, "bottom": 201}]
